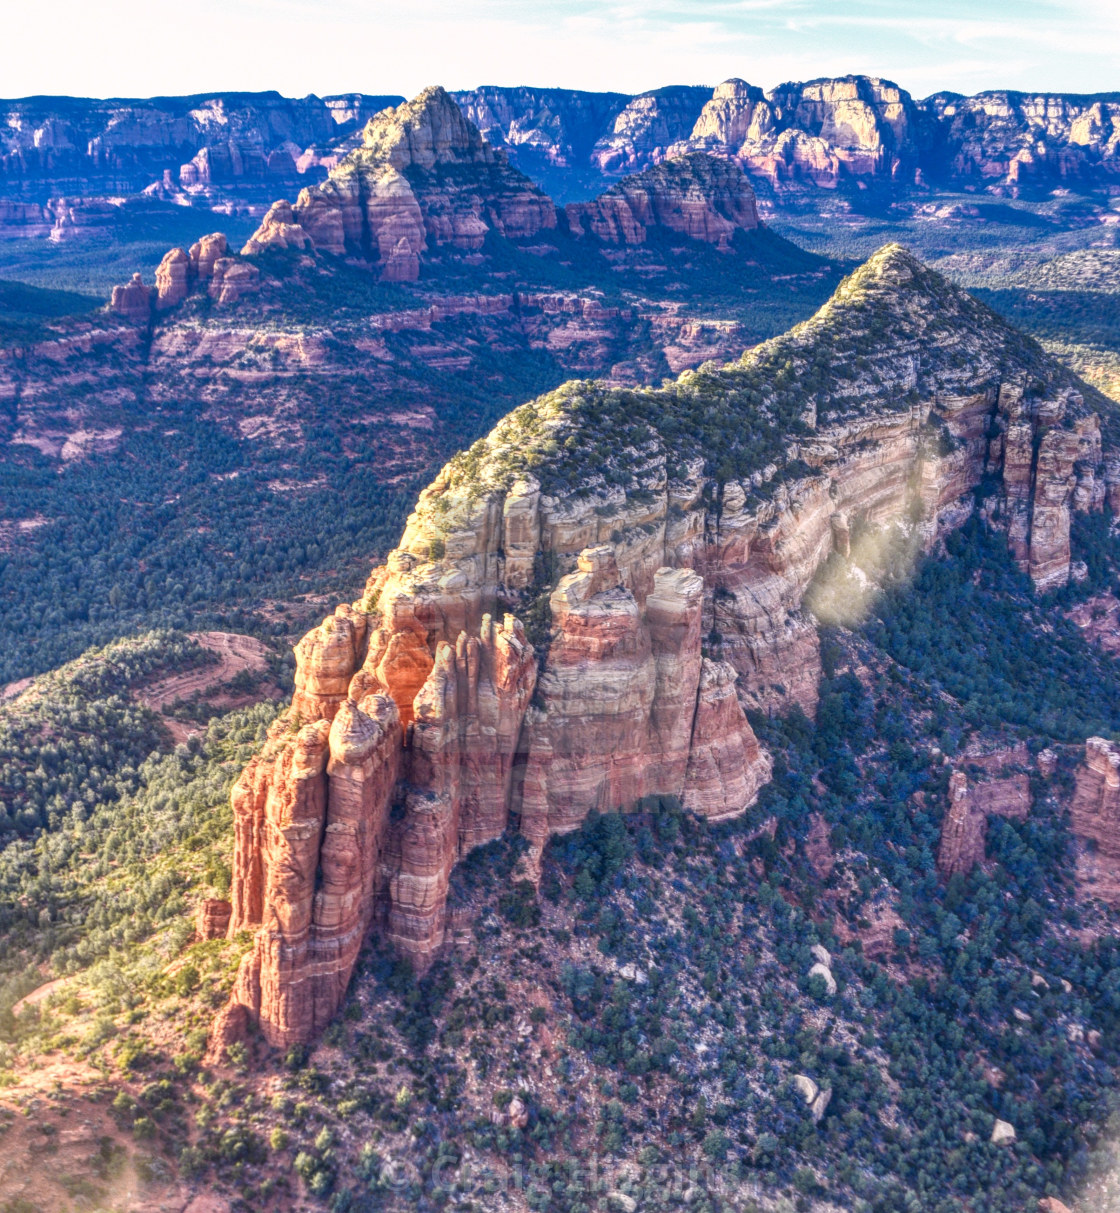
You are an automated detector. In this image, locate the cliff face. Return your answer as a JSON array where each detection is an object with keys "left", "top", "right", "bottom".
[
  {"left": 589, "top": 86, "right": 714, "bottom": 175},
  {"left": 215, "top": 244, "right": 1119, "bottom": 1048},
  {"left": 937, "top": 745, "right": 1033, "bottom": 878},
  {"left": 216, "top": 685, "right": 402, "bottom": 1050},
  {"left": 1070, "top": 737, "right": 1120, "bottom": 904},
  {"left": 242, "top": 87, "right": 557, "bottom": 281},
  {"left": 565, "top": 153, "right": 760, "bottom": 247},
  {"left": 6, "top": 80, "right": 1120, "bottom": 236},
  {"left": 455, "top": 77, "right": 1120, "bottom": 199},
  {"left": 923, "top": 91, "right": 1120, "bottom": 191},
  {"left": 668, "top": 76, "right": 923, "bottom": 191},
  {"left": 0, "top": 91, "right": 403, "bottom": 215},
  {"left": 238, "top": 91, "right": 771, "bottom": 278},
  {"left": 452, "top": 87, "right": 629, "bottom": 169}
]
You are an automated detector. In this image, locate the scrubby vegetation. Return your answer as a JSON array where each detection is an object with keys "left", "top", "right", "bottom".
[
  {"left": 3, "top": 514, "right": 1120, "bottom": 1212},
  {"left": 0, "top": 699, "right": 275, "bottom": 1031},
  {"left": 0, "top": 631, "right": 215, "bottom": 837}
]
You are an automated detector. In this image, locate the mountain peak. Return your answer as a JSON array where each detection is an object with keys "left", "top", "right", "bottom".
[
  {"left": 359, "top": 83, "right": 494, "bottom": 171},
  {"left": 840, "top": 241, "right": 922, "bottom": 291}
]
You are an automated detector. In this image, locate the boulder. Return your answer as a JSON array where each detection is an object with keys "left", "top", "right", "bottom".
[{"left": 991, "top": 1119, "right": 1016, "bottom": 1146}]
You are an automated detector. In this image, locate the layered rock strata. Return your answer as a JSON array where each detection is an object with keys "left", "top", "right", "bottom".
[
  {"left": 241, "top": 86, "right": 557, "bottom": 281},
  {"left": 566, "top": 153, "right": 760, "bottom": 247},
  {"left": 1070, "top": 737, "right": 1120, "bottom": 904},
  {"left": 937, "top": 747, "right": 1032, "bottom": 878},
  {"left": 0, "top": 91, "right": 403, "bottom": 216},
  {"left": 219, "top": 693, "right": 401, "bottom": 1048},
  {"left": 216, "top": 244, "right": 1117, "bottom": 1046}
]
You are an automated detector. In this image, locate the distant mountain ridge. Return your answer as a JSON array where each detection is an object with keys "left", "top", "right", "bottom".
[{"left": 2, "top": 76, "right": 1119, "bottom": 237}]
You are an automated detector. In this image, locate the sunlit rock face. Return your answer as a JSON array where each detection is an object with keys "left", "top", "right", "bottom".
[
  {"left": 565, "top": 153, "right": 760, "bottom": 248},
  {"left": 241, "top": 86, "right": 557, "bottom": 280},
  {"left": 215, "top": 244, "right": 1119, "bottom": 1046}
]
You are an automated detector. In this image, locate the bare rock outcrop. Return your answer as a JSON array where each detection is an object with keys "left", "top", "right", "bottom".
[
  {"left": 590, "top": 86, "right": 712, "bottom": 175},
  {"left": 240, "top": 199, "right": 313, "bottom": 255},
  {"left": 224, "top": 694, "right": 401, "bottom": 1048},
  {"left": 566, "top": 153, "right": 760, "bottom": 248},
  {"left": 110, "top": 231, "right": 259, "bottom": 319},
  {"left": 214, "top": 243, "right": 1119, "bottom": 1046},
  {"left": 1070, "top": 737, "right": 1120, "bottom": 904},
  {"left": 938, "top": 747, "right": 1032, "bottom": 878},
  {"left": 154, "top": 247, "right": 190, "bottom": 310},
  {"left": 242, "top": 86, "right": 557, "bottom": 280},
  {"left": 196, "top": 898, "right": 232, "bottom": 941},
  {"left": 109, "top": 272, "right": 153, "bottom": 324}
]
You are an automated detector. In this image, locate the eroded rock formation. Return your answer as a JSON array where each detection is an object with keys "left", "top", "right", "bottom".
[
  {"left": 1070, "top": 737, "right": 1120, "bottom": 904},
  {"left": 241, "top": 86, "right": 557, "bottom": 280},
  {"left": 111, "top": 231, "right": 260, "bottom": 316},
  {"left": 109, "top": 272, "right": 153, "bottom": 324},
  {"left": 220, "top": 693, "right": 401, "bottom": 1048},
  {"left": 216, "top": 243, "right": 1118, "bottom": 1047},
  {"left": 566, "top": 153, "right": 759, "bottom": 247},
  {"left": 937, "top": 746, "right": 1032, "bottom": 878}
]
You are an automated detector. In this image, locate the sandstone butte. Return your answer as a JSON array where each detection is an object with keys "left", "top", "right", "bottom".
[
  {"left": 211, "top": 243, "right": 1120, "bottom": 1051},
  {"left": 234, "top": 86, "right": 768, "bottom": 284}
]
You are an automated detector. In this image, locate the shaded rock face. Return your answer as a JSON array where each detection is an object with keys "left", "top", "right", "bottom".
[
  {"left": 1070, "top": 737, "right": 1120, "bottom": 904},
  {"left": 566, "top": 153, "right": 760, "bottom": 248},
  {"left": 243, "top": 86, "right": 557, "bottom": 280},
  {"left": 590, "top": 86, "right": 713, "bottom": 175},
  {"left": 452, "top": 87, "right": 629, "bottom": 171},
  {"left": 216, "top": 244, "right": 1118, "bottom": 1046}
]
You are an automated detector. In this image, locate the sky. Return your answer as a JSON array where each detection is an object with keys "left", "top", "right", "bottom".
[{"left": 6, "top": 0, "right": 1120, "bottom": 101}]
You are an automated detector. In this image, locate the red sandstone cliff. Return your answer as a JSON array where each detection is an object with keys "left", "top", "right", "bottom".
[
  {"left": 565, "top": 153, "right": 759, "bottom": 248},
  {"left": 937, "top": 746, "right": 1032, "bottom": 878},
  {"left": 1070, "top": 737, "right": 1120, "bottom": 904},
  {"left": 239, "top": 87, "right": 557, "bottom": 281},
  {"left": 213, "top": 244, "right": 1118, "bottom": 1049}
]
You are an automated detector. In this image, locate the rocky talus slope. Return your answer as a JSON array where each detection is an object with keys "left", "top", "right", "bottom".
[{"left": 213, "top": 243, "right": 1120, "bottom": 1047}]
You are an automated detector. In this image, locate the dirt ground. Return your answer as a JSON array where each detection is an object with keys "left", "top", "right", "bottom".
[
  {"left": 0, "top": 1057, "right": 228, "bottom": 1213},
  {"left": 133, "top": 631, "right": 274, "bottom": 743}
]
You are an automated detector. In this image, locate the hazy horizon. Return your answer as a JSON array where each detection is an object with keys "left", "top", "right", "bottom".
[{"left": 7, "top": 0, "right": 1120, "bottom": 103}]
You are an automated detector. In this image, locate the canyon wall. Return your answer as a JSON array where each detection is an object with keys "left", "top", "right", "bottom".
[
  {"left": 6, "top": 79, "right": 1120, "bottom": 236},
  {"left": 0, "top": 92, "right": 403, "bottom": 211},
  {"left": 214, "top": 245, "right": 1116, "bottom": 1047},
  {"left": 463, "top": 76, "right": 1120, "bottom": 199}
]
